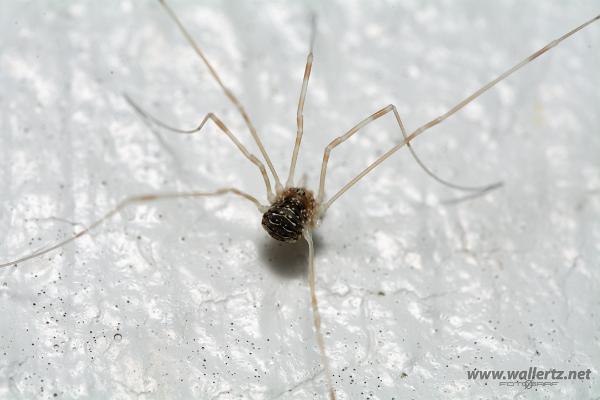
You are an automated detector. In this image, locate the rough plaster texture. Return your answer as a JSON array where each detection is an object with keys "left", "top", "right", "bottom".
[{"left": 1, "top": 1, "right": 599, "bottom": 399}]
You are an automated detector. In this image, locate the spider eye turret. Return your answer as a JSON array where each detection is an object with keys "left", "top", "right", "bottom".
[{"left": 261, "top": 188, "right": 316, "bottom": 242}]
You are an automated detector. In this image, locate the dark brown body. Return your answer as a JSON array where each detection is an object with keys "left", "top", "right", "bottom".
[{"left": 261, "top": 187, "right": 317, "bottom": 242}]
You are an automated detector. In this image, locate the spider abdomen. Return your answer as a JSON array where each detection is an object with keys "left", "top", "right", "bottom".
[{"left": 261, "top": 187, "right": 317, "bottom": 242}]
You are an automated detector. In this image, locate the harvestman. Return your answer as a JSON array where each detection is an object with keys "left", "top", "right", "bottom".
[{"left": 1, "top": 1, "right": 599, "bottom": 398}]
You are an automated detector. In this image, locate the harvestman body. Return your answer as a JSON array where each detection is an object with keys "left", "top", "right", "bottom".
[{"left": 1, "top": 1, "right": 599, "bottom": 398}]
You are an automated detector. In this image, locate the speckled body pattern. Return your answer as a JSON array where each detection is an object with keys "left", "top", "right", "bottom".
[{"left": 261, "top": 188, "right": 317, "bottom": 242}]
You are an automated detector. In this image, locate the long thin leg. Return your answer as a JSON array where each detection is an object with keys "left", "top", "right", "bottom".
[
  {"left": 316, "top": 104, "right": 500, "bottom": 207},
  {"left": 286, "top": 14, "right": 317, "bottom": 188},
  {"left": 157, "top": 0, "right": 283, "bottom": 192},
  {"left": 322, "top": 13, "right": 600, "bottom": 212},
  {"left": 125, "top": 95, "right": 276, "bottom": 202},
  {"left": 304, "top": 229, "right": 336, "bottom": 400},
  {"left": 0, "top": 188, "right": 266, "bottom": 269}
]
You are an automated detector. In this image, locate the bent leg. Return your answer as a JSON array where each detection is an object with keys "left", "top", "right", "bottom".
[
  {"left": 125, "top": 96, "right": 275, "bottom": 202},
  {"left": 1, "top": 188, "right": 265, "bottom": 268}
]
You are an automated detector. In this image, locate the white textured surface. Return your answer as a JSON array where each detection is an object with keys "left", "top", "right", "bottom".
[{"left": 1, "top": 1, "right": 599, "bottom": 399}]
